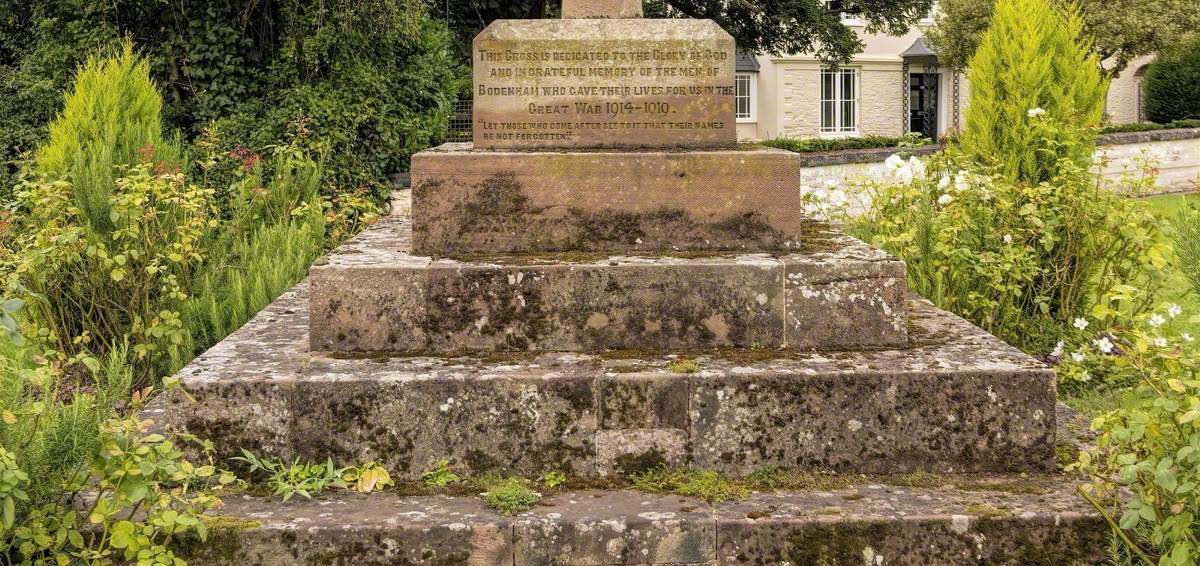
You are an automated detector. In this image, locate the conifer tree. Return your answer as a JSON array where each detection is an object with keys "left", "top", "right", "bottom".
[{"left": 960, "top": 0, "right": 1107, "bottom": 185}]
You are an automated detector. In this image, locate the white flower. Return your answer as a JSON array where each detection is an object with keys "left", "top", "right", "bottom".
[
  {"left": 1003, "top": 234, "right": 1013, "bottom": 244},
  {"left": 1149, "top": 314, "right": 1167, "bottom": 328},
  {"left": 937, "top": 194, "right": 953, "bottom": 205},
  {"left": 1168, "top": 304, "right": 1183, "bottom": 318},
  {"left": 1093, "top": 336, "right": 1114, "bottom": 354},
  {"left": 1051, "top": 341, "right": 1065, "bottom": 357},
  {"left": 1027, "top": 107, "right": 1046, "bottom": 118},
  {"left": 824, "top": 179, "right": 840, "bottom": 189},
  {"left": 954, "top": 172, "right": 969, "bottom": 192},
  {"left": 1154, "top": 336, "right": 1169, "bottom": 348},
  {"left": 1184, "top": 333, "right": 1195, "bottom": 343},
  {"left": 1071, "top": 352, "right": 1085, "bottom": 362},
  {"left": 1073, "top": 317, "right": 1089, "bottom": 331},
  {"left": 895, "top": 165, "right": 914, "bottom": 185},
  {"left": 885, "top": 154, "right": 906, "bottom": 171},
  {"left": 908, "top": 156, "right": 927, "bottom": 179},
  {"left": 1079, "top": 370, "right": 1091, "bottom": 382},
  {"left": 937, "top": 175, "right": 951, "bottom": 190}
]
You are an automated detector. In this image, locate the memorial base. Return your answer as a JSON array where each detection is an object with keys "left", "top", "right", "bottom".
[{"left": 412, "top": 143, "right": 809, "bottom": 256}]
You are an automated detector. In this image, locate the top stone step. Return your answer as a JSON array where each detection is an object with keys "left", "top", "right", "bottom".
[
  {"left": 562, "top": 0, "right": 644, "bottom": 18},
  {"left": 472, "top": 16, "right": 736, "bottom": 150}
]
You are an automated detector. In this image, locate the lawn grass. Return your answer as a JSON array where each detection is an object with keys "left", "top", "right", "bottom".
[
  {"left": 1141, "top": 192, "right": 1199, "bottom": 332},
  {"left": 1062, "top": 192, "right": 1197, "bottom": 417}
]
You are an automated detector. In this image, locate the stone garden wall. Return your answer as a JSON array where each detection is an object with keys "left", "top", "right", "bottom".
[{"left": 799, "top": 128, "right": 1200, "bottom": 212}]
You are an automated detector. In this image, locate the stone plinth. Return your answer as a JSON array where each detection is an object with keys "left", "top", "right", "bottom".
[
  {"left": 309, "top": 212, "right": 907, "bottom": 354},
  {"left": 411, "top": 144, "right": 808, "bottom": 255},
  {"left": 149, "top": 282, "right": 1056, "bottom": 480},
  {"left": 473, "top": 19, "right": 736, "bottom": 149}
]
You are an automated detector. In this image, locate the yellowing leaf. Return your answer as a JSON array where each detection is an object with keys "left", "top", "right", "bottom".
[{"left": 2, "top": 412, "right": 15, "bottom": 425}]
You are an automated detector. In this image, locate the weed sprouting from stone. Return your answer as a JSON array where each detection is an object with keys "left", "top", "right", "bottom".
[
  {"left": 629, "top": 467, "right": 748, "bottom": 503},
  {"left": 482, "top": 477, "right": 541, "bottom": 515},
  {"left": 421, "top": 459, "right": 461, "bottom": 488},
  {"left": 669, "top": 359, "right": 700, "bottom": 374},
  {"left": 965, "top": 503, "right": 1011, "bottom": 518}
]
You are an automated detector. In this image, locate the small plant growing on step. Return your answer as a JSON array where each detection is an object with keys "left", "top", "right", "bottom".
[
  {"left": 541, "top": 471, "right": 567, "bottom": 489},
  {"left": 232, "top": 450, "right": 347, "bottom": 501},
  {"left": 421, "top": 459, "right": 461, "bottom": 488},
  {"left": 342, "top": 462, "right": 395, "bottom": 494},
  {"left": 668, "top": 359, "right": 699, "bottom": 374},
  {"left": 482, "top": 478, "right": 541, "bottom": 516},
  {"left": 630, "top": 467, "right": 748, "bottom": 503}
]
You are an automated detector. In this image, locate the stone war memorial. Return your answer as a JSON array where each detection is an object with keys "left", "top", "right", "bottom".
[{"left": 154, "top": 1, "right": 1106, "bottom": 564}]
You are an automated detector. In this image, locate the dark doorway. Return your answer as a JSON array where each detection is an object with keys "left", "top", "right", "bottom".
[{"left": 909, "top": 73, "right": 939, "bottom": 139}]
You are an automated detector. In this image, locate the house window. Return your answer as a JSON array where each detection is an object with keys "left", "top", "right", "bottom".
[
  {"left": 736, "top": 73, "right": 757, "bottom": 122},
  {"left": 820, "top": 68, "right": 858, "bottom": 134},
  {"left": 823, "top": 0, "right": 864, "bottom": 25}
]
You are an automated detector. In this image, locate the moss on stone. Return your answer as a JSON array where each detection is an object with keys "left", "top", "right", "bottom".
[
  {"left": 201, "top": 516, "right": 264, "bottom": 532},
  {"left": 669, "top": 359, "right": 700, "bottom": 374},
  {"left": 957, "top": 479, "right": 1049, "bottom": 496},
  {"left": 965, "top": 503, "right": 1011, "bottom": 518},
  {"left": 615, "top": 449, "right": 669, "bottom": 477},
  {"left": 629, "top": 467, "right": 748, "bottom": 503},
  {"left": 895, "top": 470, "right": 947, "bottom": 488}
]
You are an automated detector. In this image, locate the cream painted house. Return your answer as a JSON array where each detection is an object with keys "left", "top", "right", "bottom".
[{"left": 734, "top": 10, "right": 1154, "bottom": 142}]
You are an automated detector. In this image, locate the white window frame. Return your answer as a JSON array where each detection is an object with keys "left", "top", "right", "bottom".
[
  {"left": 736, "top": 72, "right": 757, "bottom": 123},
  {"left": 823, "top": 0, "right": 865, "bottom": 26},
  {"left": 920, "top": 2, "right": 937, "bottom": 25},
  {"left": 820, "top": 67, "right": 859, "bottom": 136}
]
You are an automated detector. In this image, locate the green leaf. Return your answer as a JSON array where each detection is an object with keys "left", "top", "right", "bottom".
[
  {"left": 1, "top": 299, "right": 23, "bottom": 314},
  {"left": 81, "top": 357, "right": 101, "bottom": 374}
]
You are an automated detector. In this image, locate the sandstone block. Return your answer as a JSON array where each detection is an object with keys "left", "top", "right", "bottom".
[
  {"left": 411, "top": 144, "right": 808, "bottom": 255},
  {"left": 473, "top": 19, "right": 736, "bottom": 149},
  {"left": 562, "top": 0, "right": 644, "bottom": 18}
]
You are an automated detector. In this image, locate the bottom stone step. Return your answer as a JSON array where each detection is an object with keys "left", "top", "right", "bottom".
[{"left": 177, "top": 476, "right": 1105, "bottom": 565}]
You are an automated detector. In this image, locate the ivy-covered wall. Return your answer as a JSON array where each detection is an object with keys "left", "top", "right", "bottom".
[{"left": 0, "top": 0, "right": 460, "bottom": 203}]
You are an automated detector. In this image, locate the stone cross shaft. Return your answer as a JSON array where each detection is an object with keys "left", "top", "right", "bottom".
[{"left": 562, "top": 0, "right": 644, "bottom": 18}]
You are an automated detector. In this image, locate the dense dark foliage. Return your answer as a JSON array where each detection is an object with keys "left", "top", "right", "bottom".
[
  {"left": 0, "top": 0, "right": 458, "bottom": 203},
  {"left": 1145, "top": 40, "right": 1200, "bottom": 124},
  {"left": 436, "top": 0, "right": 934, "bottom": 63}
]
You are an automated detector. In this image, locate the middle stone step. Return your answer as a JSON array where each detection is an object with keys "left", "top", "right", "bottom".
[{"left": 310, "top": 217, "right": 907, "bottom": 354}]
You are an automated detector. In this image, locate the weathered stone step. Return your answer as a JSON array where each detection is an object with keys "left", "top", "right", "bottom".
[
  {"left": 176, "top": 478, "right": 1105, "bottom": 565},
  {"left": 149, "top": 281, "right": 1056, "bottom": 479},
  {"left": 310, "top": 210, "right": 907, "bottom": 354},
  {"left": 411, "top": 144, "right": 809, "bottom": 256}
]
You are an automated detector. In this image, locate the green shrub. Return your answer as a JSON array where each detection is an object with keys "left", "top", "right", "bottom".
[
  {"left": 1, "top": 1, "right": 458, "bottom": 205},
  {"left": 1145, "top": 39, "right": 1200, "bottom": 124},
  {"left": 961, "top": 0, "right": 1107, "bottom": 185},
  {"left": 1099, "top": 120, "right": 1200, "bottom": 135},
  {"left": 0, "top": 1, "right": 121, "bottom": 201},
  {"left": 210, "top": 0, "right": 457, "bottom": 202},
  {"left": 762, "top": 133, "right": 932, "bottom": 153},
  {"left": 8, "top": 155, "right": 214, "bottom": 383},
  {"left": 1062, "top": 292, "right": 1200, "bottom": 566},
  {"left": 34, "top": 42, "right": 179, "bottom": 233},
  {"left": 848, "top": 146, "right": 1168, "bottom": 352},
  {"left": 0, "top": 335, "right": 232, "bottom": 563}
]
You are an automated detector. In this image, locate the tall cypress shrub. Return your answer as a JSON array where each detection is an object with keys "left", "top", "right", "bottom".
[
  {"left": 960, "top": 0, "right": 1107, "bottom": 184},
  {"left": 1144, "top": 39, "right": 1200, "bottom": 124},
  {"left": 34, "top": 42, "right": 177, "bottom": 233}
]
